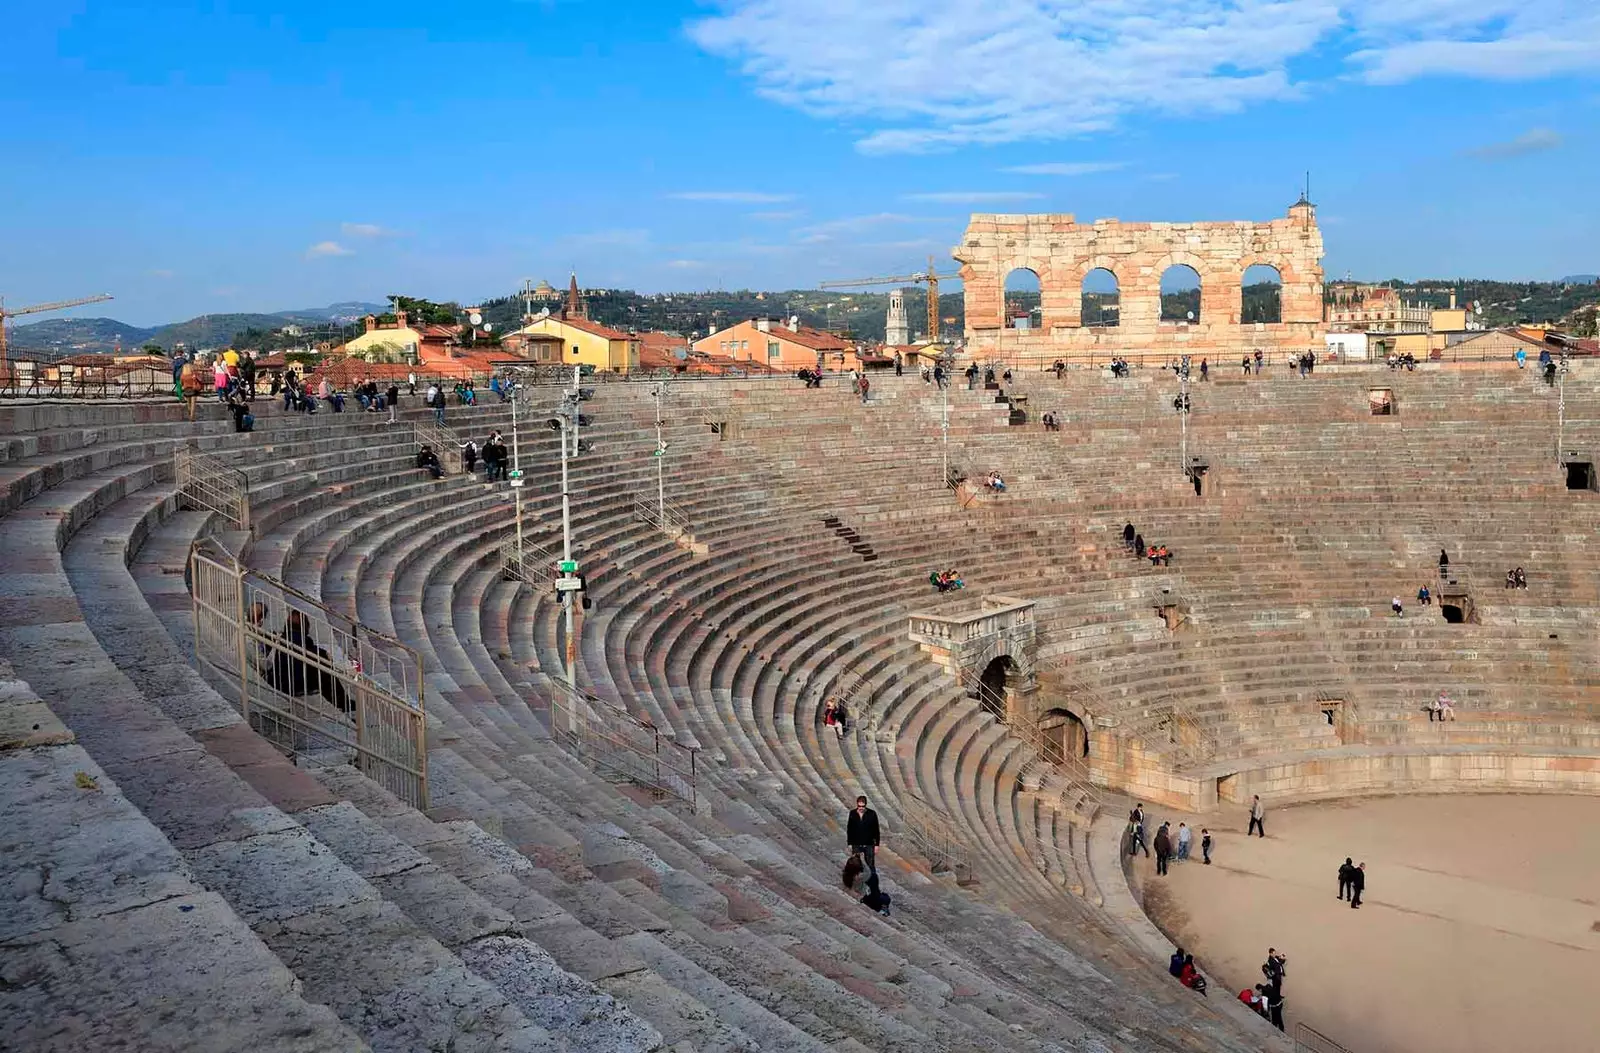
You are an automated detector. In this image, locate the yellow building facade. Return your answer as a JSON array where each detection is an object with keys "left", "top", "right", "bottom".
[{"left": 509, "top": 316, "right": 639, "bottom": 372}]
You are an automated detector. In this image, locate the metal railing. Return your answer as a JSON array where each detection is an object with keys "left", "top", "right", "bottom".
[
  {"left": 175, "top": 445, "right": 252, "bottom": 534},
  {"left": 900, "top": 795, "right": 976, "bottom": 885},
  {"left": 499, "top": 536, "right": 557, "bottom": 587},
  {"left": 1130, "top": 700, "right": 1216, "bottom": 769},
  {"left": 546, "top": 678, "right": 698, "bottom": 809},
  {"left": 1, "top": 362, "right": 175, "bottom": 400},
  {"left": 412, "top": 419, "right": 464, "bottom": 473},
  {"left": 189, "top": 538, "right": 428, "bottom": 807},
  {"left": 1294, "top": 1022, "right": 1353, "bottom": 1053},
  {"left": 632, "top": 495, "right": 692, "bottom": 536}
]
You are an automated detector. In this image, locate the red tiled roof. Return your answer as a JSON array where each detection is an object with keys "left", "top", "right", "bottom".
[
  {"left": 555, "top": 316, "right": 634, "bottom": 341},
  {"left": 740, "top": 322, "right": 847, "bottom": 352}
]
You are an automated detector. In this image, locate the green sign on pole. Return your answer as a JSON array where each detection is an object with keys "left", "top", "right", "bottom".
[{"left": 559, "top": 559, "right": 579, "bottom": 574}]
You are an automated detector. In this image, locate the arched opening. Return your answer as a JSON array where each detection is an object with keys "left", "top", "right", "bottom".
[
  {"left": 1038, "top": 708, "right": 1090, "bottom": 765},
  {"left": 1003, "top": 268, "right": 1041, "bottom": 330},
  {"left": 1081, "top": 268, "right": 1120, "bottom": 328},
  {"left": 1160, "top": 265, "right": 1202, "bottom": 323},
  {"left": 1242, "top": 264, "right": 1283, "bottom": 323},
  {"left": 976, "top": 655, "right": 1018, "bottom": 717}
]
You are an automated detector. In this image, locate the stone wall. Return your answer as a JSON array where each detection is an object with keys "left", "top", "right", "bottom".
[{"left": 955, "top": 201, "right": 1325, "bottom": 365}]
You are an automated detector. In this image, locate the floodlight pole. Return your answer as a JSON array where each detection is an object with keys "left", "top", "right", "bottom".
[
  {"left": 654, "top": 383, "right": 667, "bottom": 529},
  {"left": 1557, "top": 350, "right": 1570, "bottom": 461},
  {"left": 1179, "top": 355, "right": 1190, "bottom": 475},
  {"left": 558, "top": 410, "right": 576, "bottom": 693},
  {"left": 940, "top": 347, "right": 951, "bottom": 487},
  {"left": 570, "top": 364, "right": 580, "bottom": 457},
  {"left": 509, "top": 373, "right": 525, "bottom": 557}
]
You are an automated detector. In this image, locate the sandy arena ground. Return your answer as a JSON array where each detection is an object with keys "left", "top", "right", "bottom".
[{"left": 1129, "top": 794, "right": 1600, "bottom": 1053}]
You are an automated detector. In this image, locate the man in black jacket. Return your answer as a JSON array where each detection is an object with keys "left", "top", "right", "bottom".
[
  {"left": 1349, "top": 862, "right": 1365, "bottom": 908},
  {"left": 1338, "top": 857, "right": 1355, "bottom": 900},
  {"left": 847, "top": 796, "right": 880, "bottom": 871}
]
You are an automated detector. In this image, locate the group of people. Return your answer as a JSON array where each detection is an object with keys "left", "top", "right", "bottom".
[
  {"left": 1293, "top": 350, "right": 1319, "bottom": 377},
  {"left": 1428, "top": 691, "right": 1457, "bottom": 722},
  {"left": 1386, "top": 352, "right": 1419, "bottom": 371},
  {"left": 1237, "top": 949, "right": 1288, "bottom": 1029},
  {"left": 795, "top": 368, "right": 825, "bottom": 388},
  {"left": 1238, "top": 349, "right": 1265, "bottom": 375},
  {"left": 1126, "top": 804, "right": 1213, "bottom": 871},
  {"left": 1122, "top": 522, "right": 1173, "bottom": 567},
  {"left": 1108, "top": 357, "right": 1131, "bottom": 378},
  {"left": 842, "top": 797, "right": 893, "bottom": 916},
  {"left": 1040, "top": 410, "right": 1061, "bottom": 432},
  {"left": 1337, "top": 858, "right": 1367, "bottom": 908},
  {"left": 1504, "top": 567, "right": 1528, "bottom": 589},
  {"left": 929, "top": 568, "right": 965, "bottom": 592},
  {"left": 982, "top": 470, "right": 1007, "bottom": 493}
]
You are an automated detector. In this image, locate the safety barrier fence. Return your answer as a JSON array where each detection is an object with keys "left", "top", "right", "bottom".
[
  {"left": 1, "top": 362, "right": 173, "bottom": 399},
  {"left": 189, "top": 538, "right": 428, "bottom": 808},
  {"left": 1294, "top": 1021, "right": 1352, "bottom": 1053},
  {"left": 1129, "top": 700, "right": 1216, "bottom": 770},
  {"left": 174, "top": 445, "right": 252, "bottom": 534},
  {"left": 546, "top": 678, "right": 698, "bottom": 809},
  {"left": 499, "top": 535, "right": 557, "bottom": 587},
  {"left": 412, "top": 419, "right": 464, "bottom": 473},
  {"left": 956, "top": 666, "right": 1101, "bottom": 812}
]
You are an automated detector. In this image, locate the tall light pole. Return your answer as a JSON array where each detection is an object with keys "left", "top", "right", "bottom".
[
  {"left": 558, "top": 411, "right": 576, "bottom": 693},
  {"left": 1556, "top": 349, "right": 1571, "bottom": 461},
  {"left": 508, "top": 371, "right": 525, "bottom": 557},
  {"left": 939, "top": 346, "right": 951, "bottom": 487},
  {"left": 653, "top": 381, "right": 667, "bottom": 528},
  {"left": 1178, "top": 354, "right": 1190, "bottom": 474}
]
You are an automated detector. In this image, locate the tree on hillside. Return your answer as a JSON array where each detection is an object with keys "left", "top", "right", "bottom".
[{"left": 386, "top": 296, "right": 460, "bottom": 326}]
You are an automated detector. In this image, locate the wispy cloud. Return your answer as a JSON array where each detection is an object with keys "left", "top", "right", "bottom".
[
  {"left": 341, "top": 221, "right": 400, "bottom": 238},
  {"left": 903, "top": 192, "right": 1045, "bottom": 204},
  {"left": 305, "top": 240, "right": 354, "bottom": 259},
  {"left": 793, "top": 212, "right": 923, "bottom": 243},
  {"left": 1462, "top": 127, "right": 1563, "bottom": 160},
  {"left": 666, "top": 191, "right": 797, "bottom": 203},
  {"left": 565, "top": 228, "right": 652, "bottom": 248},
  {"left": 1001, "top": 162, "right": 1127, "bottom": 176},
  {"left": 691, "top": 1, "right": 1600, "bottom": 152},
  {"left": 666, "top": 259, "right": 706, "bottom": 269}
]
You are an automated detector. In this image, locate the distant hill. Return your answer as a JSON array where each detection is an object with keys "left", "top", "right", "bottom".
[
  {"left": 8, "top": 301, "right": 386, "bottom": 355},
  {"left": 5, "top": 317, "right": 158, "bottom": 354},
  {"left": 1559, "top": 275, "right": 1598, "bottom": 285}
]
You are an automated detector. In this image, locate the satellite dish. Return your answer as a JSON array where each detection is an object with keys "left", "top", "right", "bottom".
[
  {"left": 1186, "top": 311, "right": 1195, "bottom": 321},
  {"left": 469, "top": 312, "right": 483, "bottom": 327},
  {"left": 538, "top": 307, "right": 551, "bottom": 318},
  {"left": 483, "top": 323, "right": 493, "bottom": 332},
  {"left": 673, "top": 348, "right": 688, "bottom": 361}
]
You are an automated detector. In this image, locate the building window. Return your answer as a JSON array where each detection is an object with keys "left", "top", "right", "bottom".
[
  {"left": 571, "top": 345, "right": 580, "bottom": 356},
  {"left": 767, "top": 340, "right": 780, "bottom": 359},
  {"left": 740, "top": 339, "right": 748, "bottom": 351}
]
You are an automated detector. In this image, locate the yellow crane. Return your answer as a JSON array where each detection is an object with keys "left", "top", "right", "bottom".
[
  {"left": 0, "top": 293, "right": 115, "bottom": 373},
  {"left": 819, "top": 255, "right": 957, "bottom": 344}
]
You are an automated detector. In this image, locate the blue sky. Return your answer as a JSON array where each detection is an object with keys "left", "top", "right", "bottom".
[{"left": 3, "top": 0, "right": 1597, "bottom": 326}]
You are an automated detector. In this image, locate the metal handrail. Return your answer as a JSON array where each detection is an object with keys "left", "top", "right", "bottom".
[
  {"left": 1294, "top": 1021, "right": 1353, "bottom": 1053},
  {"left": 413, "top": 419, "right": 464, "bottom": 473},
  {"left": 175, "top": 444, "right": 252, "bottom": 534},
  {"left": 545, "top": 678, "right": 698, "bottom": 809},
  {"left": 900, "top": 794, "right": 976, "bottom": 884},
  {"left": 1129, "top": 700, "right": 1216, "bottom": 769},
  {"left": 499, "top": 536, "right": 557, "bottom": 586},
  {"left": 632, "top": 495, "right": 691, "bottom": 534},
  {"left": 1, "top": 363, "right": 174, "bottom": 400},
  {"left": 955, "top": 666, "right": 1103, "bottom": 818}
]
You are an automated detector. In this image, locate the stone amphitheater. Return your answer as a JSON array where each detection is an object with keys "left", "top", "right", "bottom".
[{"left": 4, "top": 361, "right": 1599, "bottom": 1053}]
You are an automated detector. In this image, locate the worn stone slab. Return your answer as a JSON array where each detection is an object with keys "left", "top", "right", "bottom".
[
  {"left": 0, "top": 697, "right": 74, "bottom": 751},
  {"left": 186, "top": 825, "right": 381, "bottom": 924},
  {"left": 461, "top": 935, "right": 665, "bottom": 1053},
  {"left": 0, "top": 889, "right": 366, "bottom": 1053},
  {"left": 110, "top": 744, "right": 295, "bottom": 851}
]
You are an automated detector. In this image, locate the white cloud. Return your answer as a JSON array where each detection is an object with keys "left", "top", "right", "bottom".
[
  {"left": 666, "top": 259, "right": 706, "bottom": 269},
  {"left": 903, "top": 192, "right": 1045, "bottom": 204},
  {"left": 666, "top": 191, "right": 797, "bottom": 203},
  {"left": 305, "top": 241, "right": 354, "bottom": 259},
  {"left": 341, "top": 222, "right": 399, "bottom": 238},
  {"left": 690, "top": 1, "right": 1600, "bottom": 152},
  {"left": 793, "top": 212, "right": 924, "bottom": 242},
  {"left": 1462, "top": 127, "right": 1564, "bottom": 159},
  {"left": 1001, "top": 162, "right": 1127, "bottom": 176}
]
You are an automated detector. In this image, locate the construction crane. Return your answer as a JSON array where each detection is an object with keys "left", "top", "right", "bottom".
[
  {"left": 819, "top": 255, "right": 957, "bottom": 344},
  {"left": 0, "top": 293, "right": 115, "bottom": 373}
]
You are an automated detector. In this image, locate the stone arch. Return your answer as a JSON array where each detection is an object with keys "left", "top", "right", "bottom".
[
  {"left": 1159, "top": 263, "right": 1203, "bottom": 323},
  {"left": 1003, "top": 267, "right": 1042, "bottom": 330},
  {"left": 1038, "top": 707, "right": 1091, "bottom": 762},
  {"left": 1080, "top": 267, "right": 1121, "bottom": 328},
  {"left": 1242, "top": 263, "right": 1283, "bottom": 324},
  {"left": 980, "top": 654, "right": 1019, "bottom": 708}
]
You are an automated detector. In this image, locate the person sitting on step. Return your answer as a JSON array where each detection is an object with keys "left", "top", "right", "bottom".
[
  {"left": 1514, "top": 566, "right": 1527, "bottom": 589},
  {"left": 984, "top": 470, "right": 1006, "bottom": 493},
  {"left": 416, "top": 445, "right": 443, "bottom": 480},
  {"left": 1418, "top": 583, "right": 1431, "bottom": 606}
]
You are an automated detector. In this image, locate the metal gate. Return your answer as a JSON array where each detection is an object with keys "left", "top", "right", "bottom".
[{"left": 189, "top": 538, "right": 428, "bottom": 807}]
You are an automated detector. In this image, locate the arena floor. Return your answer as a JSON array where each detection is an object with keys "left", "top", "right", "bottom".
[{"left": 1135, "top": 794, "right": 1600, "bottom": 1053}]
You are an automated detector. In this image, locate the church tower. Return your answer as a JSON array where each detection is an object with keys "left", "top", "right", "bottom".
[
  {"left": 885, "top": 288, "right": 909, "bottom": 346},
  {"left": 564, "top": 273, "right": 587, "bottom": 321}
]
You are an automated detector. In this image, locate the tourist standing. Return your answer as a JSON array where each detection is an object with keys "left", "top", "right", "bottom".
[
  {"left": 1200, "top": 827, "right": 1212, "bottom": 864},
  {"left": 1349, "top": 862, "right": 1365, "bottom": 908},
  {"left": 1338, "top": 857, "right": 1355, "bottom": 900},
  {"left": 1153, "top": 822, "right": 1172, "bottom": 876},
  {"left": 1248, "top": 795, "right": 1265, "bottom": 838},
  {"left": 847, "top": 796, "right": 880, "bottom": 871},
  {"left": 1176, "top": 822, "right": 1192, "bottom": 862}
]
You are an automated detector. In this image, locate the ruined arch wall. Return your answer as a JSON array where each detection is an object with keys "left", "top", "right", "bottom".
[{"left": 955, "top": 205, "right": 1325, "bottom": 363}]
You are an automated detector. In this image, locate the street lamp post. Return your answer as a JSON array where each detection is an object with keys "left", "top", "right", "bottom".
[
  {"left": 1557, "top": 350, "right": 1571, "bottom": 460},
  {"left": 509, "top": 372, "right": 525, "bottom": 558},
  {"left": 653, "top": 382, "right": 667, "bottom": 528},
  {"left": 1178, "top": 355, "right": 1190, "bottom": 474}
]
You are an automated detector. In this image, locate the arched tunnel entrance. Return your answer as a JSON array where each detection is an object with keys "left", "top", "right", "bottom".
[
  {"left": 977, "top": 655, "right": 1018, "bottom": 717},
  {"left": 1038, "top": 708, "right": 1090, "bottom": 766}
]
